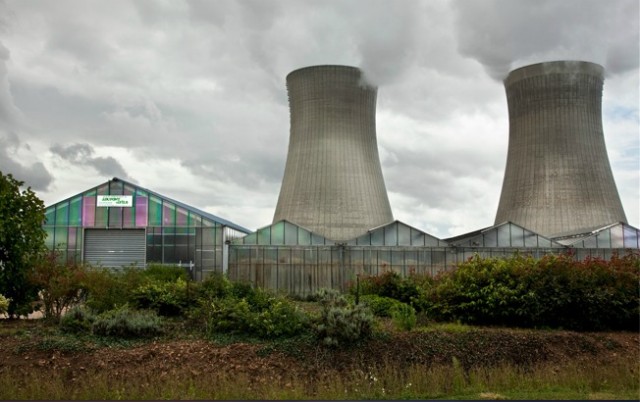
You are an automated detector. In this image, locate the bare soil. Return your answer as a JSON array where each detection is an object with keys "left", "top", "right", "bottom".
[{"left": 1, "top": 319, "right": 637, "bottom": 385}]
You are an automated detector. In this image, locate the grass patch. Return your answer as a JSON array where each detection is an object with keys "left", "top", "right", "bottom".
[{"left": 0, "top": 358, "right": 636, "bottom": 400}]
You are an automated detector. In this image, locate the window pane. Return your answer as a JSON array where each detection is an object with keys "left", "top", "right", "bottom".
[
  {"left": 148, "top": 196, "right": 162, "bottom": 226},
  {"left": 163, "top": 202, "right": 176, "bottom": 226},
  {"left": 398, "top": 224, "right": 411, "bottom": 245},
  {"left": 69, "top": 197, "right": 82, "bottom": 226},
  {"left": 44, "top": 207, "right": 56, "bottom": 226},
  {"left": 596, "top": 229, "right": 611, "bottom": 249},
  {"left": 297, "top": 228, "right": 311, "bottom": 245},
  {"left": 484, "top": 230, "right": 497, "bottom": 247},
  {"left": 94, "top": 201, "right": 108, "bottom": 227},
  {"left": 271, "top": 222, "right": 285, "bottom": 245},
  {"left": 82, "top": 196, "right": 96, "bottom": 227},
  {"left": 497, "top": 225, "right": 511, "bottom": 247},
  {"left": 258, "top": 227, "right": 271, "bottom": 245},
  {"left": 55, "top": 203, "right": 69, "bottom": 225},
  {"left": 54, "top": 227, "right": 68, "bottom": 249},
  {"left": 109, "top": 207, "right": 123, "bottom": 228},
  {"left": 411, "top": 228, "right": 425, "bottom": 246},
  {"left": 610, "top": 225, "right": 624, "bottom": 248},
  {"left": 176, "top": 207, "right": 188, "bottom": 226},
  {"left": 370, "top": 229, "right": 384, "bottom": 246},
  {"left": 384, "top": 226, "right": 398, "bottom": 246},
  {"left": 284, "top": 221, "right": 298, "bottom": 245},
  {"left": 623, "top": 226, "right": 639, "bottom": 248}
]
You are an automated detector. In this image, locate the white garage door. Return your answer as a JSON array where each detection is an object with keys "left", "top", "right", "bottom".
[{"left": 84, "top": 229, "right": 146, "bottom": 268}]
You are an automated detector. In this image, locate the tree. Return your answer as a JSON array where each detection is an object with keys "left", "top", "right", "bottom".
[{"left": 0, "top": 172, "right": 46, "bottom": 317}]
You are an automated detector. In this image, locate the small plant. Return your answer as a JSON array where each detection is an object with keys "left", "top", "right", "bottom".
[
  {"left": 359, "top": 294, "right": 406, "bottom": 317},
  {"left": 28, "top": 250, "right": 87, "bottom": 322},
  {"left": 390, "top": 303, "right": 417, "bottom": 331},
  {"left": 132, "top": 278, "right": 191, "bottom": 316},
  {"left": 312, "top": 289, "right": 375, "bottom": 346},
  {"left": 59, "top": 305, "right": 95, "bottom": 334},
  {"left": 91, "top": 306, "right": 163, "bottom": 338},
  {"left": 143, "top": 264, "right": 188, "bottom": 282},
  {"left": 0, "top": 294, "right": 9, "bottom": 316}
]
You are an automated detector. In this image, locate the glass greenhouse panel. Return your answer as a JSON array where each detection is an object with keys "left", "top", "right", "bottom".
[
  {"left": 398, "top": 224, "right": 411, "bottom": 245},
  {"left": 384, "top": 226, "right": 398, "bottom": 246},
  {"left": 148, "top": 195, "right": 162, "bottom": 226},
  {"left": 55, "top": 203, "right": 69, "bottom": 226},
  {"left": 597, "top": 229, "right": 611, "bottom": 248},
  {"left": 270, "top": 222, "right": 284, "bottom": 245},
  {"left": 497, "top": 225, "right": 511, "bottom": 247},
  {"left": 284, "top": 221, "right": 298, "bottom": 245},
  {"left": 610, "top": 225, "right": 624, "bottom": 248},
  {"left": 69, "top": 197, "right": 82, "bottom": 226},
  {"left": 163, "top": 202, "right": 176, "bottom": 226},
  {"left": 484, "top": 230, "right": 497, "bottom": 247},
  {"left": 623, "top": 226, "right": 639, "bottom": 248},
  {"left": 297, "top": 227, "right": 312, "bottom": 245},
  {"left": 44, "top": 207, "right": 55, "bottom": 226},
  {"left": 258, "top": 227, "right": 271, "bottom": 245},
  {"left": 176, "top": 207, "right": 188, "bottom": 226}
]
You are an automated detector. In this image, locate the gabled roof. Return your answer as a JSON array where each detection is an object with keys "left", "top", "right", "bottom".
[
  {"left": 233, "top": 219, "right": 331, "bottom": 245},
  {"left": 552, "top": 222, "right": 640, "bottom": 249},
  {"left": 445, "top": 221, "right": 566, "bottom": 248},
  {"left": 46, "top": 177, "right": 251, "bottom": 233},
  {"left": 348, "top": 220, "right": 449, "bottom": 247}
]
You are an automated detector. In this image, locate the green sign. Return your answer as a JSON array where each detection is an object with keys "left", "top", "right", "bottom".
[{"left": 97, "top": 195, "right": 133, "bottom": 207}]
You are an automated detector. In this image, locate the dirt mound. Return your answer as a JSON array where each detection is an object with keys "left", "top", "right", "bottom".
[{"left": 1, "top": 320, "right": 637, "bottom": 385}]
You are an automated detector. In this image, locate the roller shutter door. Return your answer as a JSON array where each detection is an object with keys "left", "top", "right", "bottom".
[{"left": 84, "top": 229, "right": 146, "bottom": 268}]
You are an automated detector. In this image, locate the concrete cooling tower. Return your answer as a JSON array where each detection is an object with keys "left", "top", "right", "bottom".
[
  {"left": 273, "top": 65, "right": 394, "bottom": 241},
  {"left": 495, "top": 60, "right": 627, "bottom": 237}
]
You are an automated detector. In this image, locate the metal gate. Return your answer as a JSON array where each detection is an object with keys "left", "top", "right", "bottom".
[{"left": 84, "top": 229, "right": 146, "bottom": 268}]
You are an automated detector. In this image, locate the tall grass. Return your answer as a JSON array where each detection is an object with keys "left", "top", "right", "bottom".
[{"left": 1, "top": 357, "right": 637, "bottom": 400}]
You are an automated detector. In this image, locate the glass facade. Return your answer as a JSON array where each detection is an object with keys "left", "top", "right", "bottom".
[
  {"left": 43, "top": 178, "right": 250, "bottom": 279},
  {"left": 446, "top": 222, "right": 565, "bottom": 248},
  {"left": 229, "top": 219, "right": 639, "bottom": 295}
]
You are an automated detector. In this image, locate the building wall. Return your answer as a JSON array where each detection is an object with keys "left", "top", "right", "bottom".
[{"left": 43, "top": 179, "right": 229, "bottom": 279}]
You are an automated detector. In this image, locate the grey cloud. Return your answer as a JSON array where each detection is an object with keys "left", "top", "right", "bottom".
[
  {"left": 50, "top": 143, "right": 131, "bottom": 180},
  {"left": 0, "top": 132, "right": 53, "bottom": 190},
  {"left": 452, "top": 0, "right": 640, "bottom": 80}
]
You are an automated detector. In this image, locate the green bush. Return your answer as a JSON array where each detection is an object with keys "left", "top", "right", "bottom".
[
  {"left": 143, "top": 264, "right": 188, "bottom": 283},
  {"left": 198, "top": 273, "right": 232, "bottom": 300},
  {"left": 132, "top": 278, "right": 194, "bottom": 316},
  {"left": 82, "top": 267, "right": 148, "bottom": 313},
  {"left": 59, "top": 305, "right": 95, "bottom": 334},
  {"left": 390, "top": 303, "right": 417, "bottom": 331},
  {"left": 353, "top": 271, "right": 430, "bottom": 312},
  {"left": 359, "top": 294, "right": 405, "bottom": 317},
  {"left": 91, "top": 306, "right": 163, "bottom": 338},
  {"left": 199, "top": 291, "right": 308, "bottom": 339},
  {"left": 0, "top": 294, "right": 9, "bottom": 315},
  {"left": 428, "top": 253, "right": 640, "bottom": 331},
  {"left": 312, "top": 289, "right": 374, "bottom": 347}
]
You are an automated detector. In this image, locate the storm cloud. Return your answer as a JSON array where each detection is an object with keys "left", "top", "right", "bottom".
[{"left": 1, "top": 0, "right": 637, "bottom": 236}]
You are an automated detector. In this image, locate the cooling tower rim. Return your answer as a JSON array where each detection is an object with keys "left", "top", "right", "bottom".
[
  {"left": 504, "top": 60, "right": 604, "bottom": 86},
  {"left": 286, "top": 64, "right": 364, "bottom": 80}
]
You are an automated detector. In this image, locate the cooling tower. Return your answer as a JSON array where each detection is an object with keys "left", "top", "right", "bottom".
[
  {"left": 495, "top": 60, "right": 627, "bottom": 237},
  {"left": 273, "top": 65, "right": 394, "bottom": 241}
]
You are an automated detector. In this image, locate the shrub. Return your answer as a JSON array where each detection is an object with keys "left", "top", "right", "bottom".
[
  {"left": 82, "top": 267, "right": 148, "bottom": 313},
  {"left": 132, "top": 278, "right": 193, "bottom": 316},
  {"left": 390, "top": 303, "right": 417, "bottom": 331},
  {"left": 312, "top": 289, "right": 374, "bottom": 346},
  {"left": 199, "top": 292, "right": 308, "bottom": 339},
  {"left": 91, "top": 306, "right": 163, "bottom": 338},
  {"left": 0, "top": 294, "right": 9, "bottom": 315},
  {"left": 359, "top": 294, "right": 405, "bottom": 317},
  {"left": 59, "top": 305, "right": 95, "bottom": 334},
  {"left": 143, "top": 264, "right": 188, "bottom": 283},
  {"left": 428, "top": 253, "right": 640, "bottom": 331},
  {"left": 198, "top": 273, "right": 232, "bottom": 300},
  {"left": 29, "top": 250, "right": 87, "bottom": 322},
  {"left": 353, "top": 271, "right": 430, "bottom": 312}
]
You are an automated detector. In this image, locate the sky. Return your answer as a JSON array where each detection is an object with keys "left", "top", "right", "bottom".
[{"left": 0, "top": 0, "right": 638, "bottom": 238}]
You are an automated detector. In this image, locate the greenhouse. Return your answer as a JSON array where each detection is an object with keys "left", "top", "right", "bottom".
[
  {"left": 228, "top": 220, "right": 455, "bottom": 295},
  {"left": 43, "top": 177, "right": 250, "bottom": 279}
]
